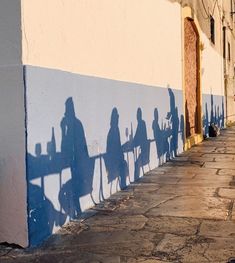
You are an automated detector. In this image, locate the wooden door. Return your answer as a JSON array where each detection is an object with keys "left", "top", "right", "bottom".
[{"left": 184, "top": 18, "right": 200, "bottom": 138}]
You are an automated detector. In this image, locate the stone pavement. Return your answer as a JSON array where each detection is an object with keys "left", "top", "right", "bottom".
[{"left": 1, "top": 127, "right": 235, "bottom": 263}]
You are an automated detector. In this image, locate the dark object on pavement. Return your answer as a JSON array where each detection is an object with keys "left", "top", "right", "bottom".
[{"left": 209, "top": 123, "right": 219, "bottom": 137}]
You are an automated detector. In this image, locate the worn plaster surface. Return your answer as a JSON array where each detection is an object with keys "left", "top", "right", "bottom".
[{"left": 1, "top": 127, "right": 235, "bottom": 262}]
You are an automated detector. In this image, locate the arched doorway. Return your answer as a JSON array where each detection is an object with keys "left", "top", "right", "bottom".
[{"left": 184, "top": 18, "right": 201, "bottom": 139}]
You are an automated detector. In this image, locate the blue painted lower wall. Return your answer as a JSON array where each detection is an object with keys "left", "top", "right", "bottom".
[
  {"left": 24, "top": 65, "right": 225, "bottom": 246},
  {"left": 202, "top": 94, "right": 225, "bottom": 136}
]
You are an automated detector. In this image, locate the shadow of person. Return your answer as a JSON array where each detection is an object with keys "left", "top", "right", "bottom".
[
  {"left": 210, "top": 94, "right": 214, "bottom": 124},
  {"left": 27, "top": 98, "right": 96, "bottom": 245},
  {"left": 185, "top": 100, "right": 191, "bottom": 138},
  {"left": 221, "top": 97, "right": 225, "bottom": 127},
  {"left": 180, "top": 114, "right": 185, "bottom": 144},
  {"left": 168, "top": 88, "right": 179, "bottom": 158},
  {"left": 152, "top": 108, "right": 164, "bottom": 165},
  {"left": 203, "top": 103, "right": 209, "bottom": 137},
  {"left": 104, "top": 108, "right": 128, "bottom": 193},
  {"left": 27, "top": 183, "right": 58, "bottom": 246},
  {"left": 59, "top": 97, "right": 94, "bottom": 217},
  {"left": 133, "top": 108, "right": 150, "bottom": 180}
]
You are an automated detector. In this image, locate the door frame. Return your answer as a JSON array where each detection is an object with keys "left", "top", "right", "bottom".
[{"left": 181, "top": 6, "right": 203, "bottom": 150}]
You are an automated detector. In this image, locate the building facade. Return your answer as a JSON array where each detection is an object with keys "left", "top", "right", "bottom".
[{"left": 0, "top": 0, "right": 234, "bottom": 247}]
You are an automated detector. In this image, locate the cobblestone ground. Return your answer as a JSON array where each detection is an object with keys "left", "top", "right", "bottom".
[{"left": 1, "top": 127, "right": 235, "bottom": 263}]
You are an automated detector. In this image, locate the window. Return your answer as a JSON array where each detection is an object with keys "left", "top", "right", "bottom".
[
  {"left": 231, "top": 0, "right": 235, "bottom": 17},
  {"left": 231, "top": 0, "right": 234, "bottom": 16},
  {"left": 228, "top": 42, "right": 231, "bottom": 61},
  {"left": 223, "top": 27, "right": 226, "bottom": 59},
  {"left": 210, "top": 15, "right": 215, "bottom": 44}
]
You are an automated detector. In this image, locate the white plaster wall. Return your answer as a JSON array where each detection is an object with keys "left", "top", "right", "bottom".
[
  {"left": 0, "top": 0, "right": 28, "bottom": 247},
  {"left": 21, "top": 0, "right": 182, "bottom": 90},
  {"left": 196, "top": 0, "right": 225, "bottom": 97},
  {"left": 201, "top": 32, "right": 224, "bottom": 96},
  {"left": 0, "top": 67, "right": 28, "bottom": 247},
  {"left": 224, "top": 25, "right": 235, "bottom": 122}
]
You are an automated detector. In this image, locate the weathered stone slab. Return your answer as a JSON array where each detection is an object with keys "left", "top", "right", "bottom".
[
  {"left": 129, "top": 183, "right": 160, "bottom": 194},
  {"left": 203, "top": 237, "right": 235, "bottom": 263},
  {"left": 140, "top": 175, "right": 179, "bottom": 185},
  {"left": 146, "top": 196, "right": 230, "bottom": 220},
  {"left": 225, "top": 148, "right": 235, "bottom": 154},
  {"left": 187, "top": 156, "right": 214, "bottom": 162},
  {"left": 178, "top": 176, "right": 231, "bottom": 187},
  {"left": 1, "top": 251, "right": 122, "bottom": 263},
  {"left": 157, "top": 185, "right": 216, "bottom": 197},
  {"left": 180, "top": 151, "right": 204, "bottom": 157},
  {"left": 218, "top": 188, "right": 235, "bottom": 199},
  {"left": 85, "top": 214, "right": 148, "bottom": 232},
  {"left": 145, "top": 216, "right": 199, "bottom": 236},
  {"left": 154, "top": 234, "right": 235, "bottom": 263},
  {"left": 203, "top": 153, "right": 235, "bottom": 161},
  {"left": 204, "top": 161, "right": 235, "bottom": 169},
  {"left": 127, "top": 258, "right": 171, "bottom": 263},
  {"left": 155, "top": 233, "right": 187, "bottom": 253},
  {"left": 147, "top": 170, "right": 195, "bottom": 179},
  {"left": 153, "top": 235, "right": 211, "bottom": 263},
  {"left": 218, "top": 169, "right": 235, "bottom": 176},
  {"left": 117, "top": 194, "right": 176, "bottom": 215},
  {"left": 193, "top": 174, "right": 232, "bottom": 181},
  {"left": 232, "top": 207, "right": 235, "bottom": 220},
  {"left": 188, "top": 146, "right": 217, "bottom": 153},
  {"left": 164, "top": 160, "right": 204, "bottom": 167},
  {"left": 200, "top": 220, "right": 235, "bottom": 238}
]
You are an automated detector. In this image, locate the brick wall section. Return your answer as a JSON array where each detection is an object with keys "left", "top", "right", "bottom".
[{"left": 184, "top": 18, "right": 199, "bottom": 137}]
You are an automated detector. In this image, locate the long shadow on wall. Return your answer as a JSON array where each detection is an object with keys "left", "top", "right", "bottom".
[
  {"left": 152, "top": 108, "right": 164, "bottom": 165},
  {"left": 203, "top": 95, "right": 225, "bottom": 137},
  {"left": 105, "top": 108, "right": 128, "bottom": 193},
  {"left": 152, "top": 100, "right": 181, "bottom": 165},
  {"left": 133, "top": 108, "right": 150, "bottom": 180},
  {"left": 168, "top": 88, "right": 179, "bottom": 158},
  {"left": 59, "top": 98, "right": 95, "bottom": 216},
  {"left": 152, "top": 88, "right": 180, "bottom": 163},
  {"left": 27, "top": 88, "right": 182, "bottom": 246},
  {"left": 27, "top": 97, "right": 95, "bottom": 246}
]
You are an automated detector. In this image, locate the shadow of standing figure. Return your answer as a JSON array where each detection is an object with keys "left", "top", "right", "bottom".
[
  {"left": 133, "top": 108, "right": 150, "bottom": 180},
  {"left": 152, "top": 108, "right": 164, "bottom": 165},
  {"left": 203, "top": 103, "right": 209, "bottom": 137},
  {"left": 59, "top": 97, "right": 95, "bottom": 218},
  {"left": 105, "top": 108, "right": 128, "bottom": 193},
  {"left": 168, "top": 88, "right": 179, "bottom": 158}
]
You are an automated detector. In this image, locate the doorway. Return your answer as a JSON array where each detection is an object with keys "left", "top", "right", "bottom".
[{"left": 184, "top": 18, "right": 201, "bottom": 138}]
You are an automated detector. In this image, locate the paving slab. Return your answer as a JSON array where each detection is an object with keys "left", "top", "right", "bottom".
[
  {"left": 218, "top": 187, "right": 235, "bottom": 199},
  {"left": 203, "top": 153, "right": 235, "bottom": 161},
  {"left": 177, "top": 178, "right": 231, "bottom": 187},
  {"left": 218, "top": 169, "right": 235, "bottom": 176},
  {"left": 232, "top": 206, "right": 235, "bottom": 220},
  {"left": 204, "top": 161, "right": 235, "bottom": 169},
  {"left": 144, "top": 216, "right": 199, "bottom": 236},
  {"left": 127, "top": 258, "right": 171, "bottom": 263},
  {"left": 156, "top": 185, "right": 216, "bottom": 196},
  {"left": 116, "top": 193, "right": 177, "bottom": 215},
  {"left": 199, "top": 220, "right": 235, "bottom": 238},
  {"left": 84, "top": 214, "right": 148, "bottom": 232},
  {"left": 146, "top": 196, "right": 230, "bottom": 220}
]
